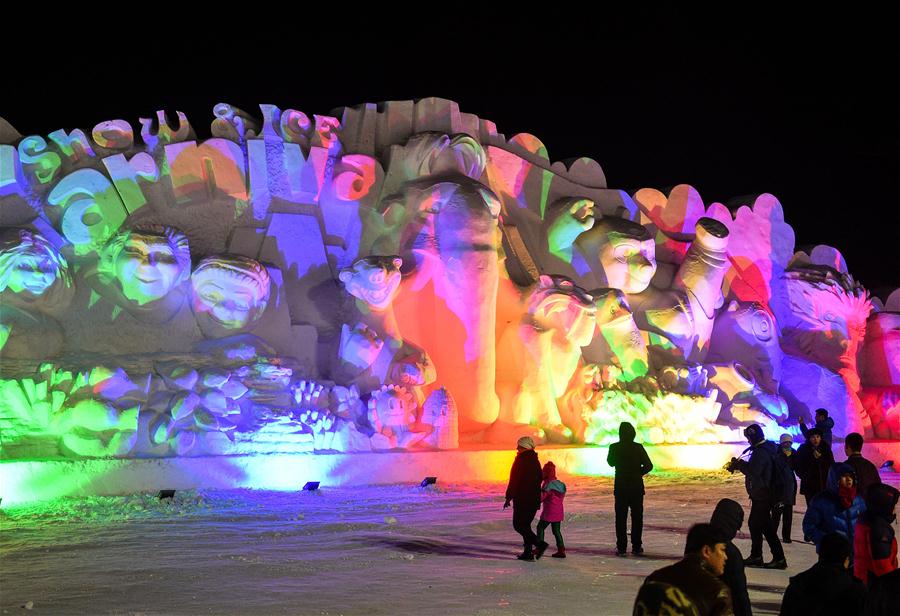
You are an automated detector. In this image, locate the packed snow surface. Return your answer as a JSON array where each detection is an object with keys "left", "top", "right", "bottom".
[{"left": 3, "top": 471, "right": 897, "bottom": 615}]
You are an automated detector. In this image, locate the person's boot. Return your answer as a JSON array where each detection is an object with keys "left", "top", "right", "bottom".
[
  {"left": 632, "top": 546, "right": 645, "bottom": 556},
  {"left": 551, "top": 548, "right": 566, "bottom": 558},
  {"left": 763, "top": 558, "right": 788, "bottom": 570},
  {"left": 517, "top": 550, "right": 535, "bottom": 561},
  {"left": 534, "top": 540, "right": 550, "bottom": 560},
  {"left": 743, "top": 555, "right": 764, "bottom": 567}
]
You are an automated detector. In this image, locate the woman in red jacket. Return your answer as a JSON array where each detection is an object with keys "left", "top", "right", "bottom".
[{"left": 853, "top": 483, "right": 899, "bottom": 585}]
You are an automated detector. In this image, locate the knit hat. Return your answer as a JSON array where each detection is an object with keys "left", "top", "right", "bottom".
[
  {"left": 517, "top": 436, "right": 535, "bottom": 450},
  {"left": 780, "top": 433, "right": 793, "bottom": 444}
]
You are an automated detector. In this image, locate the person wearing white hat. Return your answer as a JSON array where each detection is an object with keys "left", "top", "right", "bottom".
[
  {"left": 504, "top": 436, "right": 548, "bottom": 560},
  {"left": 773, "top": 433, "right": 798, "bottom": 543}
]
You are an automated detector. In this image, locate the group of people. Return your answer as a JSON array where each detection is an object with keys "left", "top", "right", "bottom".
[
  {"left": 504, "top": 422, "right": 652, "bottom": 561},
  {"left": 502, "top": 411, "right": 899, "bottom": 615}
]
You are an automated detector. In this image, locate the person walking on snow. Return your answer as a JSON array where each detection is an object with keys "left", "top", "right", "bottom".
[
  {"left": 504, "top": 436, "right": 548, "bottom": 561},
  {"left": 536, "top": 461, "right": 567, "bottom": 558},
  {"left": 802, "top": 463, "right": 866, "bottom": 565}
]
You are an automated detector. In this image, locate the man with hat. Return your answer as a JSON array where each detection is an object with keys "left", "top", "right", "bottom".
[
  {"left": 504, "top": 436, "right": 547, "bottom": 560},
  {"left": 725, "top": 423, "right": 788, "bottom": 569}
]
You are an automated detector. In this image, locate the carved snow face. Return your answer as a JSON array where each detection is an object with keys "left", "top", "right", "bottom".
[
  {"left": 0, "top": 229, "right": 69, "bottom": 297},
  {"left": 708, "top": 300, "right": 783, "bottom": 393},
  {"left": 113, "top": 232, "right": 187, "bottom": 304},
  {"left": 339, "top": 256, "right": 403, "bottom": 311},
  {"left": 575, "top": 218, "right": 656, "bottom": 294},
  {"left": 599, "top": 233, "right": 657, "bottom": 294},
  {"left": 529, "top": 275, "right": 597, "bottom": 346},
  {"left": 373, "top": 389, "right": 413, "bottom": 427},
  {"left": 191, "top": 256, "right": 270, "bottom": 331}
]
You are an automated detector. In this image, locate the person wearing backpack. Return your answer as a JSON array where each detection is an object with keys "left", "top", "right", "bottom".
[{"left": 725, "top": 423, "right": 788, "bottom": 569}]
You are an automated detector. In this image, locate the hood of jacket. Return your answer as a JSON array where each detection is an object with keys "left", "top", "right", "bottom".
[
  {"left": 619, "top": 421, "right": 636, "bottom": 442},
  {"left": 865, "top": 483, "right": 900, "bottom": 520},
  {"left": 710, "top": 498, "right": 744, "bottom": 541},
  {"left": 825, "top": 462, "right": 858, "bottom": 495}
]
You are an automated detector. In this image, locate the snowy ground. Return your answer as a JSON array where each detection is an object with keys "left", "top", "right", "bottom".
[{"left": 2, "top": 471, "right": 898, "bottom": 616}]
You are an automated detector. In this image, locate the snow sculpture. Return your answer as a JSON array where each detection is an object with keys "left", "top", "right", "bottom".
[
  {"left": 0, "top": 98, "right": 896, "bottom": 462},
  {"left": 0, "top": 228, "right": 71, "bottom": 357},
  {"left": 367, "top": 384, "right": 425, "bottom": 449},
  {"left": 190, "top": 255, "right": 271, "bottom": 337},
  {"left": 374, "top": 133, "right": 502, "bottom": 432},
  {"left": 336, "top": 255, "right": 435, "bottom": 394},
  {"left": 494, "top": 275, "right": 596, "bottom": 443},
  {"left": 420, "top": 387, "right": 459, "bottom": 449}
]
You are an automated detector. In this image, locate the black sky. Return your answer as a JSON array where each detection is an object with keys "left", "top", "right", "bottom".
[{"left": 4, "top": 7, "right": 898, "bottom": 296}]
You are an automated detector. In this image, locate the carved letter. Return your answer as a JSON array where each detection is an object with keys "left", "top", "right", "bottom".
[
  {"left": 48, "top": 128, "right": 96, "bottom": 162},
  {"left": 47, "top": 169, "right": 127, "bottom": 254},
  {"left": 17, "top": 136, "right": 61, "bottom": 184},
  {"left": 139, "top": 111, "right": 191, "bottom": 150},
  {"left": 92, "top": 120, "right": 134, "bottom": 150},
  {"left": 333, "top": 154, "right": 377, "bottom": 201},
  {"left": 0, "top": 144, "right": 25, "bottom": 196},
  {"left": 165, "top": 139, "right": 248, "bottom": 206},
  {"left": 102, "top": 152, "right": 159, "bottom": 214}
]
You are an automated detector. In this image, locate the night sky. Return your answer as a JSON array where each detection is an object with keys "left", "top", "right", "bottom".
[{"left": 5, "top": 8, "right": 897, "bottom": 296}]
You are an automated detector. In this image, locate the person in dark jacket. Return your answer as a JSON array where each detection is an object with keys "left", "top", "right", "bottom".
[
  {"left": 779, "top": 532, "right": 866, "bottom": 616},
  {"left": 854, "top": 483, "right": 899, "bottom": 586},
  {"left": 794, "top": 427, "right": 835, "bottom": 508},
  {"left": 862, "top": 568, "right": 900, "bottom": 616},
  {"left": 504, "top": 436, "right": 547, "bottom": 561},
  {"left": 802, "top": 463, "right": 866, "bottom": 563},
  {"left": 636, "top": 523, "right": 734, "bottom": 616},
  {"left": 710, "top": 499, "right": 752, "bottom": 616},
  {"left": 843, "top": 432, "right": 882, "bottom": 499},
  {"left": 773, "top": 433, "right": 798, "bottom": 543},
  {"left": 800, "top": 407, "right": 834, "bottom": 446},
  {"left": 607, "top": 421, "right": 653, "bottom": 556},
  {"left": 726, "top": 424, "right": 786, "bottom": 568}
]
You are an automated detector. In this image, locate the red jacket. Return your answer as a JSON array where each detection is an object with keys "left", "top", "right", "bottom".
[{"left": 854, "top": 516, "right": 898, "bottom": 584}]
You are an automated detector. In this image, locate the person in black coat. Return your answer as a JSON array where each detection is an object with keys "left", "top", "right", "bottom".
[
  {"left": 773, "top": 433, "right": 798, "bottom": 543},
  {"left": 794, "top": 428, "right": 834, "bottom": 508},
  {"left": 843, "top": 432, "right": 882, "bottom": 500},
  {"left": 779, "top": 532, "right": 866, "bottom": 616},
  {"left": 710, "top": 498, "right": 752, "bottom": 616},
  {"left": 726, "top": 424, "right": 786, "bottom": 568},
  {"left": 607, "top": 421, "right": 653, "bottom": 556},
  {"left": 863, "top": 568, "right": 900, "bottom": 616},
  {"left": 504, "top": 436, "right": 547, "bottom": 560},
  {"left": 800, "top": 408, "right": 834, "bottom": 446}
]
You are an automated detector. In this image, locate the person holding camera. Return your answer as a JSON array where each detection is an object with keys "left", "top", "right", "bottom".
[{"left": 725, "top": 424, "right": 787, "bottom": 569}]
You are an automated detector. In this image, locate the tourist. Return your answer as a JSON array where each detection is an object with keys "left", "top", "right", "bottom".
[
  {"left": 773, "top": 433, "right": 798, "bottom": 543},
  {"left": 607, "top": 421, "right": 653, "bottom": 556},
  {"left": 536, "top": 461, "right": 567, "bottom": 558},
  {"left": 779, "top": 532, "right": 866, "bottom": 616},
  {"left": 800, "top": 408, "right": 834, "bottom": 446},
  {"left": 794, "top": 427, "right": 834, "bottom": 508},
  {"left": 503, "top": 436, "right": 547, "bottom": 561},
  {"left": 843, "top": 432, "right": 882, "bottom": 499},
  {"left": 634, "top": 523, "right": 733, "bottom": 616},
  {"left": 854, "top": 483, "right": 899, "bottom": 586},
  {"left": 802, "top": 464, "right": 866, "bottom": 565},
  {"left": 709, "top": 499, "right": 752, "bottom": 616},
  {"left": 725, "top": 424, "right": 787, "bottom": 569}
]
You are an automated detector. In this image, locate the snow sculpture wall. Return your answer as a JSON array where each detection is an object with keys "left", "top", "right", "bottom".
[{"left": 1, "top": 98, "right": 896, "bottom": 463}]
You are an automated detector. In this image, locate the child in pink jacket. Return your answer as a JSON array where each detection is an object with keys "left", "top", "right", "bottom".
[{"left": 537, "top": 461, "right": 567, "bottom": 558}]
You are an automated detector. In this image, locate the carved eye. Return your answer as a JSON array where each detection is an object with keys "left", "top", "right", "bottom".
[
  {"left": 751, "top": 311, "right": 773, "bottom": 341},
  {"left": 613, "top": 245, "right": 639, "bottom": 263}
]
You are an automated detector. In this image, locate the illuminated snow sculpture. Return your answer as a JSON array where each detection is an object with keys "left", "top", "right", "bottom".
[
  {"left": 0, "top": 228, "right": 72, "bottom": 358},
  {"left": 190, "top": 255, "right": 271, "bottom": 337},
  {"left": 0, "top": 97, "right": 896, "bottom": 465},
  {"left": 336, "top": 255, "right": 435, "bottom": 396}
]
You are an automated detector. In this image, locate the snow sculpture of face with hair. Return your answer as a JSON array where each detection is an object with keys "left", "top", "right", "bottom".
[
  {"left": 99, "top": 227, "right": 190, "bottom": 305},
  {"left": 190, "top": 255, "right": 271, "bottom": 333},
  {"left": 339, "top": 255, "right": 403, "bottom": 311},
  {"left": 0, "top": 229, "right": 71, "bottom": 297}
]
